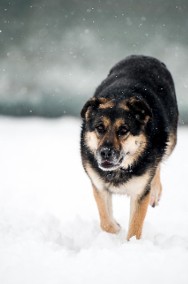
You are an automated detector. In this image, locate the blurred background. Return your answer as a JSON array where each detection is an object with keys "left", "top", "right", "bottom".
[{"left": 0, "top": 0, "right": 187, "bottom": 123}]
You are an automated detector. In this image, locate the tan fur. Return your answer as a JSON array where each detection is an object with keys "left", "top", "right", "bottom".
[
  {"left": 84, "top": 98, "right": 96, "bottom": 120},
  {"left": 165, "top": 132, "right": 177, "bottom": 158},
  {"left": 102, "top": 116, "right": 110, "bottom": 128},
  {"left": 99, "top": 100, "right": 115, "bottom": 109},
  {"left": 85, "top": 163, "right": 105, "bottom": 191},
  {"left": 108, "top": 171, "right": 151, "bottom": 197},
  {"left": 93, "top": 187, "right": 120, "bottom": 233},
  {"left": 98, "top": 97, "right": 110, "bottom": 104},
  {"left": 118, "top": 101, "right": 130, "bottom": 111},
  {"left": 150, "top": 165, "right": 162, "bottom": 207},
  {"left": 121, "top": 133, "right": 147, "bottom": 169},
  {"left": 105, "top": 135, "right": 120, "bottom": 152},
  {"left": 97, "top": 119, "right": 122, "bottom": 151},
  {"left": 114, "top": 118, "right": 126, "bottom": 128},
  {"left": 127, "top": 193, "right": 150, "bottom": 240},
  {"left": 85, "top": 131, "right": 98, "bottom": 153},
  {"left": 143, "top": 115, "right": 150, "bottom": 124}
]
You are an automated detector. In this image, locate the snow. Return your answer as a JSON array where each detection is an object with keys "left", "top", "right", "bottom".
[{"left": 0, "top": 117, "right": 187, "bottom": 284}]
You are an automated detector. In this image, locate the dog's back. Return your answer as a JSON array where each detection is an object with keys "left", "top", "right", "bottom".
[{"left": 95, "top": 55, "right": 178, "bottom": 133}]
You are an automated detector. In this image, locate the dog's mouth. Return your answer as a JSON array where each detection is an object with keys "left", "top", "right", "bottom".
[
  {"left": 99, "top": 156, "right": 124, "bottom": 171},
  {"left": 100, "top": 160, "right": 115, "bottom": 168}
]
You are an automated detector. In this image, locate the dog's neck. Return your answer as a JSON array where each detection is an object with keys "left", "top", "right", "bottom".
[{"left": 105, "top": 166, "right": 133, "bottom": 182}]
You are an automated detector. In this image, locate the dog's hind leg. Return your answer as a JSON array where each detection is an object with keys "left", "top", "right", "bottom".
[
  {"left": 93, "top": 186, "right": 121, "bottom": 234},
  {"left": 127, "top": 193, "right": 150, "bottom": 240},
  {"left": 150, "top": 165, "right": 162, "bottom": 207}
]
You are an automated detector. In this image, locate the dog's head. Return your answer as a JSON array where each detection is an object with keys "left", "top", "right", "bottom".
[{"left": 81, "top": 96, "right": 152, "bottom": 171}]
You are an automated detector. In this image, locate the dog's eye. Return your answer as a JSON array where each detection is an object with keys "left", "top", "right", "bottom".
[
  {"left": 118, "top": 126, "right": 129, "bottom": 136},
  {"left": 95, "top": 124, "right": 105, "bottom": 134}
]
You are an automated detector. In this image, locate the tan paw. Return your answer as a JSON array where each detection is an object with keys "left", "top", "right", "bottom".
[
  {"left": 101, "top": 220, "right": 121, "bottom": 234},
  {"left": 127, "top": 230, "right": 142, "bottom": 241}
]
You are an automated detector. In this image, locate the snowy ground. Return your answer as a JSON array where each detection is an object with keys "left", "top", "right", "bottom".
[{"left": 0, "top": 117, "right": 187, "bottom": 284}]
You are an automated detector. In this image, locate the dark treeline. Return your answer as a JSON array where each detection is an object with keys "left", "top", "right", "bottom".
[{"left": 0, "top": 0, "right": 187, "bottom": 123}]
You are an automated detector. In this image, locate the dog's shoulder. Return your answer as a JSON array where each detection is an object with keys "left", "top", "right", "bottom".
[{"left": 108, "top": 55, "right": 167, "bottom": 76}]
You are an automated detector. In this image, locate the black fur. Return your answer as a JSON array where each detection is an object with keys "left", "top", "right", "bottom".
[
  {"left": 94, "top": 55, "right": 178, "bottom": 130},
  {"left": 80, "top": 55, "right": 178, "bottom": 188}
]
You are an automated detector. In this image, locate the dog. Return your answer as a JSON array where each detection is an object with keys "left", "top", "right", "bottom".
[{"left": 80, "top": 55, "right": 178, "bottom": 240}]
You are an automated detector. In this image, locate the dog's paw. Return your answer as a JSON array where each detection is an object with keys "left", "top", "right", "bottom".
[{"left": 101, "top": 220, "right": 121, "bottom": 234}]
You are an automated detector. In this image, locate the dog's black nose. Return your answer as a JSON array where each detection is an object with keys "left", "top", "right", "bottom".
[{"left": 100, "top": 147, "right": 113, "bottom": 159}]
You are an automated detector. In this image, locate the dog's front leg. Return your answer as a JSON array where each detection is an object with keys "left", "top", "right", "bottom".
[
  {"left": 150, "top": 165, "right": 162, "bottom": 207},
  {"left": 127, "top": 192, "right": 150, "bottom": 240},
  {"left": 93, "top": 186, "right": 121, "bottom": 234}
]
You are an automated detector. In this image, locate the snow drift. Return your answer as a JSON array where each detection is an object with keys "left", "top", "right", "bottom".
[{"left": 0, "top": 118, "right": 187, "bottom": 284}]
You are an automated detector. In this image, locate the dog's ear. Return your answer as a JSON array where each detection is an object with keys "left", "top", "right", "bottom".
[
  {"left": 127, "top": 97, "right": 152, "bottom": 124},
  {"left": 81, "top": 98, "right": 100, "bottom": 119}
]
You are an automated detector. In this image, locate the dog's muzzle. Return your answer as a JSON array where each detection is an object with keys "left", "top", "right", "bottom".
[{"left": 97, "top": 147, "right": 123, "bottom": 171}]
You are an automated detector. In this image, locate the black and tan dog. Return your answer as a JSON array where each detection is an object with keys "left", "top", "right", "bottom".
[{"left": 80, "top": 55, "right": 178, "bottom": 240}]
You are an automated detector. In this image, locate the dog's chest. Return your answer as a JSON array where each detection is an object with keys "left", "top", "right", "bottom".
[
  {"left": 107, "top": 173, "right": 149, "bottom": 197},
  {"left": 86, "top": 164, "right": 149, "bottom": 198}
]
